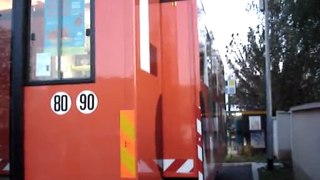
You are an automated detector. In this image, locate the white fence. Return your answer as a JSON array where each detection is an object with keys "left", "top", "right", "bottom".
[{"left": 290, "top": 103, "right": 320, "bottom": 180}]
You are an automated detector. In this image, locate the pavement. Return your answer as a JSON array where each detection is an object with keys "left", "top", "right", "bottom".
[
  {"left": 216, "top": 163, "right": 253, "bottom": 180},
  {"left": 215, "top": 162, "right": 282, "bottom": 180}
]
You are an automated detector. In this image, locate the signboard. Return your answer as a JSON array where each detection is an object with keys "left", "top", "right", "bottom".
[
  {"left": 44, "top": 0, "right": 85, "bottom": 55},
  {"left": 226, "top": 79, "right": 236, "bottom": 95},
  {"left": 251, "top": 131, "right": 265, "bottom": 148},
  {"left": 249, "top": 116, "right": 261, "bottom": 130}
]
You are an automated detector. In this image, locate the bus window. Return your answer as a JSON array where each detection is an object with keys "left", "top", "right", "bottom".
[
  {"left": 28, "top": 0, "right": 93, "bottom": 83},
  {"left": 138, "top": 0, "right": 160, "bottom": 76}
]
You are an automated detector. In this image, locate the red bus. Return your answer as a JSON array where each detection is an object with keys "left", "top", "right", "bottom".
[{"left": 1, "top": 0, "right": 226, "bottom": 179}]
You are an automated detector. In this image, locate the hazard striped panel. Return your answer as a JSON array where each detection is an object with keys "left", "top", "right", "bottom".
[
  {"left": 0, "top": 159, "right": 9, "bottom": 175},
  {"left": 196, "top": 106, "right": 204, "bottom": 180},
  {"left": 138, "top": 160, "right": 153, "bottom": 173},
  {"left": 155, "top": 159, "right": 194, "bottom": 174},
  {"left": 120, "top": 110, "right": 137, "bottom": 178}
]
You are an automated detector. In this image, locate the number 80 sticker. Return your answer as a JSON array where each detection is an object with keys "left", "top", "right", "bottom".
[
  {"left": 76, "top": 90, "right": 98, "bottom": 114},
  {"left": 50, "top": 92, "right": 72, "bottom": 115}
]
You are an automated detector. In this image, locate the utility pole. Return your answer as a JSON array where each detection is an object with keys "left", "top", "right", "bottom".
[{"left": 260, "top": 0, "right": 273, "bottom": 170}]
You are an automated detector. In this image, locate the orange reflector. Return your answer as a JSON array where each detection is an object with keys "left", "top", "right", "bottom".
[{"left": 120, "top": 110, "right": 137, "bottom": 178}]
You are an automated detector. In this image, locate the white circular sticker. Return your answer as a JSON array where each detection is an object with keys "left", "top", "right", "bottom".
[
  {"left": 50, "top": 92, "right": 72, "bottom": 115},
  {"left": 76, "top": 90, "right": 98, "bottom": 114}
]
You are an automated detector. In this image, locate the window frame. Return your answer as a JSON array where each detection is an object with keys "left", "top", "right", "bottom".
[{"left": 26, "top": 0, "right": 95, "bottom": 86}]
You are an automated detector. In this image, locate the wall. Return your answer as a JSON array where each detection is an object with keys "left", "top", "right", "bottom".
[
  {"left": 274, "top": 111, "right": 291, "bottom": 160},
  {"left": 290, "top": 103, "right": 320, "bottom": 180}
]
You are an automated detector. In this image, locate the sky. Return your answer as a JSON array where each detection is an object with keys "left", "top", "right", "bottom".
[{"left": 201, "top": 0, "right": 261, "bottom": 76}]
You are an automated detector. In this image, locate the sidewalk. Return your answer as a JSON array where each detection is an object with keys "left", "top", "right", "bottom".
[
  {"left": 215, "top": 162, "right": 266, "bottom": 180},
  {"left": 215, "top": 162, "right": 283, "bottom": 180},
  {"left": 215, "top": 163, "right": 253, "bottom": 180}
]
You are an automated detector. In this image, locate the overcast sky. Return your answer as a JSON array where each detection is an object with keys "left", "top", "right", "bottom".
[{"left": 201, "top": 0, "right": 261, "bottom": 75}]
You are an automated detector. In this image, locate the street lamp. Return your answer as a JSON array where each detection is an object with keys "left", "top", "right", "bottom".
[{"left": 260, "top": 0, "right": 274, "bottom": 170}]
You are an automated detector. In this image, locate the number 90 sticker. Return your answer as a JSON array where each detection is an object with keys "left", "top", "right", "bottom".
[
  {"left": 76, "top": 90, "right": 98, "bottom": 114},
  {"left": 50, "top": 92, "right": 72, "bottom": 115}
]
